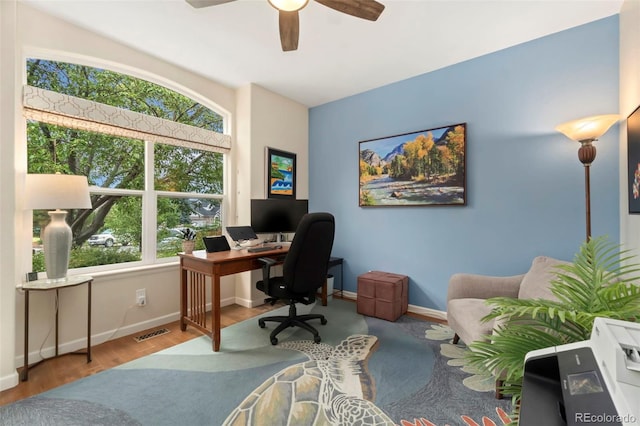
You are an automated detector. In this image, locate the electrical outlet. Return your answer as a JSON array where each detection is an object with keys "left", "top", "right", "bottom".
[{"left": 136, "top": 288, "right": 146, "bottom": 306}]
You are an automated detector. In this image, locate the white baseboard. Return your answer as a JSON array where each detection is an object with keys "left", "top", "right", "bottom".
[
  {"left": 17, "top": 312, "right": 181, "bottom": 367},
  {"left": 408, "top": 304, "right": 447, "bottom": 321},
  {"left": 14, "top": 296, "right": 238, "bottom": 368},
  {"left": 0, "top": 370, "right": 19, "bottom": 392},
  {"left": 340, "top": 290, "right": 447, "bottom": 321},
  {"left": 233, "top": 296, "right": 260, "bottom": 308},
  {"left": 92, "top": 312, "right": 181, "bottom": 345}
]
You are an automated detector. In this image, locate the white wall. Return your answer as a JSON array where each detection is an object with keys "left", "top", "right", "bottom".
[
  {"left": 248, "top": 84, "right": 309, "bottom": 201},
  {"left": 235, "top": 83, "right": 309, "bottom": 305},
  {"left": 0, "top": 0, "right": 21, "bottom": 392},
  {"left": 620, "top": 0, "right": 640, "bottom": 253},
  {"left": 0, "top": 2, "right": 308, "bottom": 391},
  {"left": 310, "top": 16, "right": 620, "bottom": 310}
]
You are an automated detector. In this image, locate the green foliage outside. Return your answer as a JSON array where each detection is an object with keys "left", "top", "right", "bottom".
[
  {"left": 33, "top": 247, "right": 140, "bottom": 270},
  {"left": 27, "top": 59, "right": 224, "bottom": 271},
  {"left": 465, "top": 236, "right": 640, "bottom": 423}
]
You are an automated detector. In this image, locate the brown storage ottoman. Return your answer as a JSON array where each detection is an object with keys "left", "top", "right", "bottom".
[{"left": 357, "top": 271, "right": 408, "bottom": 321}]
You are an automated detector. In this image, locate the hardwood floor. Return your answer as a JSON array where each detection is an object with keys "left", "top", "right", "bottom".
[
  {"left": 0, "top": 303, "right": 281, "bottom": 406},
  {"left": 0, "top": 297, "right": 444, "bottom": 407}
]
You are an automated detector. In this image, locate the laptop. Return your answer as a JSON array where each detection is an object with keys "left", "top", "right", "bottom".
[{"left": 202, "top": 236, "right": 231, "bottom": 253}]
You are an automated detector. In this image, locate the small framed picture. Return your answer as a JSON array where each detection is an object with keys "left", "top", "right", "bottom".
[{"left": 267, "top": 147, "right": 296, "bottom": 199}]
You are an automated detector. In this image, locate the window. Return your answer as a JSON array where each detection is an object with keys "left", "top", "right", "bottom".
[{"left": 26, "top": 59, "right": 227, "bottom": 273}]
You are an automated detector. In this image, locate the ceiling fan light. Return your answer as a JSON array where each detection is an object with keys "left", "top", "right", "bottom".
[{"left": 268, "top": 0, "right": 309, "bottom": 12}]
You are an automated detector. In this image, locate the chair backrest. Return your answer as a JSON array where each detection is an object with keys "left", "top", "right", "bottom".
[{"left": 282, "top": 212, "right": 335, "bottom": 295}]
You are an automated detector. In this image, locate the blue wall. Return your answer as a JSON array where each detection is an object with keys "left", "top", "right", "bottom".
[{"left": 309, "top": 17, "right": 620, "bottom": 311}]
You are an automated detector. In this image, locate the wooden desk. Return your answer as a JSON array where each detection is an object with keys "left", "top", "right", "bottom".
[
  {"left": 19, "top": 275, "right": 93, "bottom": 381},
  {"left": 180, "top": 246, "right": 335, "bottom": 352}
]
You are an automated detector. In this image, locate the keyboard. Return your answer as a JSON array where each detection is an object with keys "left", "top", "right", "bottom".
[{"left": 247, "top": 245, "right": 282, "bottom": 253}]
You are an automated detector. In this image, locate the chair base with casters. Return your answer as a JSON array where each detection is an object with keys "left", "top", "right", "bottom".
[{"left": 258, "top": 300, "right": 327, "bottom": 345}]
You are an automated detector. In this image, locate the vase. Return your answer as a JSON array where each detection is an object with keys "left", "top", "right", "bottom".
[
  {"left": 43, "top": 210, "right": 73, "bottom": 280},
  {"left": 182, "top": 240, "right": 195, "bottom": 254}
]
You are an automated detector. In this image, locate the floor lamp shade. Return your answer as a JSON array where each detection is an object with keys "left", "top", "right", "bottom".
[
  {"left": 555, "top": 114, "right": 619, "bottom": 241},
  {"left": 25, "top": 174, "right": 92, "bottom": 280},
  {"left": 555, "top": 114, "right": 619, "bottom": 143}
]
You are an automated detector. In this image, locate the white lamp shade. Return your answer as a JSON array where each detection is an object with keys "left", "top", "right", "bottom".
[
  {"left": 268, "top": 0, "right": 309, "bottom": 12},
  {"left": 555, "top": 114, "right": 620, "bottom": 142},
  {"left": 25, "top": 174, "right": 92, "bottom": 210}
]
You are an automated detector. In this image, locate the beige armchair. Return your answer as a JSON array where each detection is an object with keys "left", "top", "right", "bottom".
[
  {"left": 447, "top": 273, "right": 523, "bottom": 346},
  {"left": 446, "top": 256, "right": 566, "bottom": 397}
]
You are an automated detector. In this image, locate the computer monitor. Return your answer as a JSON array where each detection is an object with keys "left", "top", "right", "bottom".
[{"left": 251, "top": 199, "right": 309, "bottom": 234}]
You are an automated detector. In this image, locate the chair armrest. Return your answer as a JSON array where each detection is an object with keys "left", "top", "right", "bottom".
[
  {"left": 258, "top": 257, "right": 277, "bottom": 267},
  {"left": 447, "top": 273, "right": 524, "bottom": 302},
  {"left": 258, "top": 257, "right": 278, "bottom": 291}
]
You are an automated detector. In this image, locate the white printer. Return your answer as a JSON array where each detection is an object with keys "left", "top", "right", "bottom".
[{"left": 520, "top": 317, "right": 640, "bottom": 426}]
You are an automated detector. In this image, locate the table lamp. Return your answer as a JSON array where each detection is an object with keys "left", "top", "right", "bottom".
[{"left": 25, "top": 173, "right": 92, "bottom": 281}]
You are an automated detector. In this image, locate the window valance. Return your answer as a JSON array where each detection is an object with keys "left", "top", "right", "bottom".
[{"left": 22, "top": 85, "right": 231, "bottom": 154}]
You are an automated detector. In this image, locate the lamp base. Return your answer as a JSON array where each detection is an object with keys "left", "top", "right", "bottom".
[{"left": 43, "top": 210, "right": 72, "bottom": 280}]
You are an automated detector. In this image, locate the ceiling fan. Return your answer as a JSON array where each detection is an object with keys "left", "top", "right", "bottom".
[{"left": 186, "top": 0, "right": 385, "bottom": 52}]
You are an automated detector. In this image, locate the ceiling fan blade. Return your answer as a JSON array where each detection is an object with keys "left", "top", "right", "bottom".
[
  {"left": 185, "top": 0, "right": 236, "bottom": 9},
  {"left": 314, "top": 0, "right": 384, "bottom": 21},
  {"left": 279, "top": 10, "right": 300, "bottom": 52}
]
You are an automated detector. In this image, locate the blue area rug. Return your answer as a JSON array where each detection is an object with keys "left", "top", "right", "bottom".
[{"left": 1, "top": 299, "right": 510, "bottom": 425}]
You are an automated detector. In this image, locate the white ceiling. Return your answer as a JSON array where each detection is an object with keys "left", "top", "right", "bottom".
[{"left": 22, "top": 0, "right": 623, "bottom": 107}]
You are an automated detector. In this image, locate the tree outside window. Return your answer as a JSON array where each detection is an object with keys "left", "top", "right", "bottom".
[{"left": 27, "top": 59, "right": 225, "bottom": 272}]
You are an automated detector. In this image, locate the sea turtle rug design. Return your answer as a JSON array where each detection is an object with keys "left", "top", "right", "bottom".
[
  {"left": 223, "top": 334, "right": 395, "bottom": 426},
  {"left": 424, "top": 324, "right": 497, "bottom": 393}
]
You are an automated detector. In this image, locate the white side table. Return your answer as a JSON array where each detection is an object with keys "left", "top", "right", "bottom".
[{"left": 18, "top": 275, "right": 93, "bottom": 381}]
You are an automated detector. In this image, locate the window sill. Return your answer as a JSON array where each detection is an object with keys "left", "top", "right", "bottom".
[{"left": 70, "top": 261, "right": 179, "bottom": 281}]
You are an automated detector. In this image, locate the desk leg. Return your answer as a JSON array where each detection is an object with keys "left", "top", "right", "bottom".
[
  {"left": 321, "top": 279, "right": 328, "bottom": 306},
  {"left": 22, "top": 290, "right": 29, "bottom": 381},
  {"left": 87, "top": 281, "right": 92, "bottom": 363},
  {"left": 180, "top": 264, "right": 187, "bottom": 332},
  {"left": 212, "top": 275, "right": 221, "bottom": 352}
]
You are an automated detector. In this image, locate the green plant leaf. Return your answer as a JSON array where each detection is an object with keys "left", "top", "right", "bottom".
[{"left": 465, "top": 235, "right": 640, "bottom": 420}]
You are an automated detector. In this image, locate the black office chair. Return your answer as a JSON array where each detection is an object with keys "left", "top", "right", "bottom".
[{"left": 256, "top": 212, "right": 335, "bottom": 345}]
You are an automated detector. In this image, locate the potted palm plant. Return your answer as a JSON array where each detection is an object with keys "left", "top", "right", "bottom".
[{"left": 466, "top": 236, "right": 640, "bottom": 422}]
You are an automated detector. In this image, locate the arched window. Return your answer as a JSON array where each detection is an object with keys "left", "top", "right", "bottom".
[{"left": 25, "top": 58, "right": 229, "bottom": 273}]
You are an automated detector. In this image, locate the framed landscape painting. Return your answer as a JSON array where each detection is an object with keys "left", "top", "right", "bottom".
[
  {"left": 359, "top": 123, "right": 467, "bottom": 207},
  {"left": 267, "top": 147, "right": 296, "bottom": 199}
]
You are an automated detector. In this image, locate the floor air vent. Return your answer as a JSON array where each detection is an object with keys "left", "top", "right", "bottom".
[{"left": 133, "top": 328, "right": 170, "bottom": 343}]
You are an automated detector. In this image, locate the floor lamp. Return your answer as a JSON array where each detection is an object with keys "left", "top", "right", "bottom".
[
  {"left": 555, "top": 114, "right": 619, "bottom": 241},
  {"left": 25, "top": 173, "right": 92, "bottom": 281}
]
